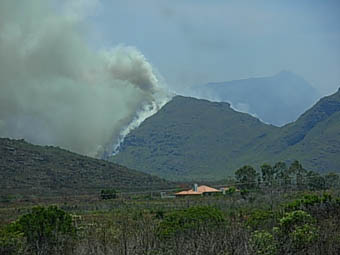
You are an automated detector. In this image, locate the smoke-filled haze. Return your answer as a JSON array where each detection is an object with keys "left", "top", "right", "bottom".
[
  {"left": 93, "top": 0, "right": 340, "bottom": 95},
  {"left": 0, "top": 0, "right": 170, "bottom": 156},
  {"left": 1, "top": 0, "right": 339, "bottom": 156}
]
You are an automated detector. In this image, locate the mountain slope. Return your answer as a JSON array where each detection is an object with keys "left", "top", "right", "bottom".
[
  {"left": 194, "top": 71, "right": 320, "bottom": 126},
  {"left": 0, "top": 138, "right": 172, "bottom": 196},
  {"left": 111, "top": 89, "right": 340, "bottom": 180},
  {"left": 112, "top": 96, "right": 277, "bottom": 180},
  {"left": 272, "top": 88, "right": 340, "bottom": 171}
]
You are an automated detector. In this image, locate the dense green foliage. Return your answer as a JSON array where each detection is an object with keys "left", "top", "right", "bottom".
[
  {"left": 1, "top": 206, "right": 75, "bottom": 255},
  {"left": 158, "top": 206, "right": 224, "bottom": 238},
  {"left": 15, "top": 206, "right": 75, "bottom": 254},
  {"left": 235, "top": 165, "right": 258, "bottom": 189},
  {"left": 0, "top": 225, "right": 24, "bottom": 255},
  {"left": 234, "top": 161, "right": 339, "bottom": 195},
  {"left": 100, "top": 189, "right": 118, "bottom": 200},
  {"left": 0, "top": 138, "right": 173, "bottom": 197},
  {"left": 112, "top": 89, "right": 340, "bottom": 180}
]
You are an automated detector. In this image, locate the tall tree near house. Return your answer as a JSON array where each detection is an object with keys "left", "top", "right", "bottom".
[
  {"left": 260, "top": 163, "right": 278, "bottom": 209},
  {"left": 273, "top": 161, "right": 290, "bottom": 188},
  {"left": 306, "top": 171, "right": 326, "bottom": 191},
  {"left": 260, "top": 163, "right": 275, "bottom": 186},
  {"left": 289, "top": 160, "right": 307, "bottom": 190},
  {"left": 235, "top": 165, "right": 258, "bottom": 189},
  {"left": 324, "top": 172, "right": 340, "bottom": 189}
]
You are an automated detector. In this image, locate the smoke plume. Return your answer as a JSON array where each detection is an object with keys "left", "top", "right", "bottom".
[{"left": 0, "top": 0, "right": 170, "bottom": 156}]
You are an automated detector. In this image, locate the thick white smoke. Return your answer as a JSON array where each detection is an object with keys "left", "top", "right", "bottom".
[
  {"left": 0, "top": 0, "right": 171, "bottom": 156},
  {"left": 108, "top": 96, "right": 169, "bottom": 157}
]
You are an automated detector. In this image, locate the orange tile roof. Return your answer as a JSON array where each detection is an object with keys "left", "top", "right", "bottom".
[
  {"left": 175, "top": 190, "right": 202, "bottom": 196},
  {"left": 175, "top": 185, "right": 220, "bottom": 196},
  {"left": 197, "top": 185, "right": 220, "bottom": 193}
]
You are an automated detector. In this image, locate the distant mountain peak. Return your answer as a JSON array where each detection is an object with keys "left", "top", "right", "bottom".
[
  {"left": 273, "top": 70, "right": 308, "bottom": 83},
  {"left": 194, "top": 71, "right": 320, "bottom": 126}
]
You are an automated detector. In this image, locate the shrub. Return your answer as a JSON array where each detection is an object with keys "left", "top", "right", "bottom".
[
  {"left": 290, "top": 224, "right": 318, "bottom": 250},
  {"left": 12, "top": 206, "right": 76, "bottom": 254},
  {"left": 0, "top": 225, "right": 24, "bottom": 255},
  {"left": 158, "top": 206, "right": 225, "bottom": 239},
  {"left": 100, "top": 189, "right": 117, "bottom": 199},
  {"left": 279, "top": 210, "right": 314, "bottom": 233},
  {"left": 250, "top": 230, "right": 277, "bottom": 255},
  {"left": 277, "top": 210, "right": 318, "bottom": 253},
  {"left": 246, "top": 209, "right": 274, "bottom": 230}
]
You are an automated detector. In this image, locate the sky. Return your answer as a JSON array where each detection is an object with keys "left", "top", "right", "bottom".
[{"left": 88, "top": 0, "right": 340, "bottom": 95}]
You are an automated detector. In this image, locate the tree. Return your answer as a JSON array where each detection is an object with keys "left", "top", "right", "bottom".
[
  {"left": 235, "top": 165, "right": 258, "bottom": 189},
  {"left": 12, "top": 206, "right": 75, "bottom": 254},
  {"left": 288, "top": 160, "right": 307, "bottom": 190},
  {"left": 273, "top": 161, "right": 290, "bottom": 188},
  {"left": 324, "top": 172, "right": 340, "bottom": 189},
  {"left": 306, "top": 171, "right": 325, "bottom": 190},
  {"left": 260, "top": 163, "right": 276, "bottom": 186},
  {"left": 100, "top": 189, "right": 117, "bottom": 199}
]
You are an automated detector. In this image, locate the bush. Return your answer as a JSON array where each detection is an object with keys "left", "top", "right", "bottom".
[
  {"left": 276, "top": 210, "right": 318, "bottom": 253},
  {"left": 290, "top": 224, "right": 318, "bottom": 250},
  {"left": 100, "top": 189, "right": 117, "bottom": 199},
  {"left": 12, "top": 206, "right": 76, "bottom": 254},
  {"left": 246, "top": 209, "right": 274, "bottom": 230},
  {"left": 0, "top": 225, "right": 24, "bottom": 255},
  {"left": 158, "top": 206, "right": 225, "bottom": 239},
  {"left": 279, "top": 210, "right": 314, "bottom": 233},
  {"left": 250, "top": 230, "right": 277, "bottom": 255}
]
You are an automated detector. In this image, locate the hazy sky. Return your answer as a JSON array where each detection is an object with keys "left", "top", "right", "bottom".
[{"left": 88, "top": 0, "right": 340, "bottom": 95}]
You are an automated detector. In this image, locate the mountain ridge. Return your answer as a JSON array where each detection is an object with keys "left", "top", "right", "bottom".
[
  {"left": 194, "top": 71, "right": 320, "bottom": 126},
  {"left": 112, "top": 88, "right": 340, "bottom": 180},
  {"left": 0, "top": 137, "right": 173, "bottom": 196}
]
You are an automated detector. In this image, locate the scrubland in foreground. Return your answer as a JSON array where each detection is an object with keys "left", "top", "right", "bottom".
[{"left": 1, "top": 184, "right": 340, "bottom": 255}]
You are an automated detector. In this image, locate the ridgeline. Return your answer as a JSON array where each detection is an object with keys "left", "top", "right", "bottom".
[
  {"left": 0, "top": 138, "right": 172, "bottom": 196},
  {"left": 112, "top": 89, "right": 340, "bottom": 180}
]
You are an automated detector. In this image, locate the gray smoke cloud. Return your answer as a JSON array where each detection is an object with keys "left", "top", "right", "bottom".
[{"left": 0, "top": 0, "right": 170, "bottom": 156}]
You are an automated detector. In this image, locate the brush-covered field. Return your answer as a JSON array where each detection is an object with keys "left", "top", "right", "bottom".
[{"left": 1, "top": 184, "right": 340, "bottom": 255}]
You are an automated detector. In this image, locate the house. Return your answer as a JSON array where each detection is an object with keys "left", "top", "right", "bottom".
[{"left": 175, "top": 184, "right": 221, "bottom": 197}]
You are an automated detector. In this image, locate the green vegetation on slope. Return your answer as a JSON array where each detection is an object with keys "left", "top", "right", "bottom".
[
  {"left": 0, "top": 138, "right": 172, "bottom": 196},
  {"left": 112, "top": 96, "right": 278, "bottom": 180},
  {"left": 112, "top": 89, "right": 340, "bottom": 180},
  {"left": 270, "top": 89, "right": 340, "bottom": 172}
]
